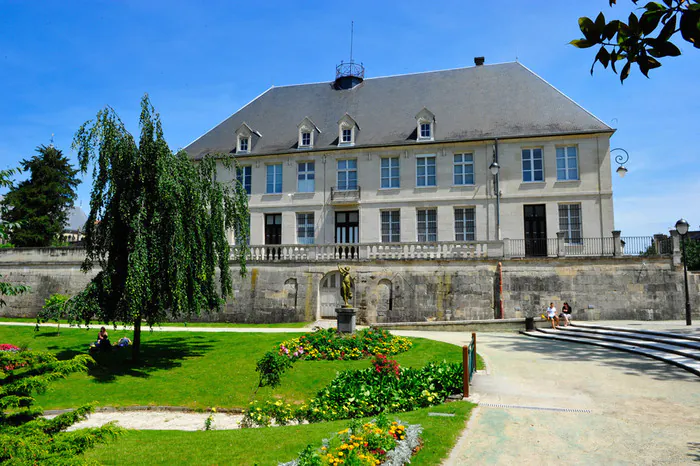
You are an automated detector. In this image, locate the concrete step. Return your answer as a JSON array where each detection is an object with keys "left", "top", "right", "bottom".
[
  {"left": 554, "top": 327, "right": 700, "bottom": 360},
  {"left": 520, "top": 329, "right": 700, "bottom": 377},
  {"left": 570, "top": 323, "right": 700, "bottom": 343}
]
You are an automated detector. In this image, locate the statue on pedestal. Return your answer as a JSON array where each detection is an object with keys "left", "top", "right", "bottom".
[{"left": 338, "top": 265, "right": 353, "bottom": 308}]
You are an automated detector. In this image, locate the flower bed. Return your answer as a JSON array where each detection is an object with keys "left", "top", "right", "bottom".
[
  {"left": 280, "top": 414, "right": 423, "bottom": 466},
  {"left": 278, "top": 328, "right": 412, "bottom": 361},
  {"left": 243, "top": 355, "right": 463, "bottom": 426}
]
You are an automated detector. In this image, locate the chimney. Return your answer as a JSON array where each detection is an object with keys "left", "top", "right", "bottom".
[{"left": 474, "top": 56, "right": 485, "bottom": 66}]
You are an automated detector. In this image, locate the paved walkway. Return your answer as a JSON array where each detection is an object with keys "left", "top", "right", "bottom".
[{"left": 391, "top": 328, "right": 700, "bottom": 465}]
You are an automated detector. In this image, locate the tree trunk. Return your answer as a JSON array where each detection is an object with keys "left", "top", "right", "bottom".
[{"left": 132, "top": 315, "right": 142, "bottom": 362}]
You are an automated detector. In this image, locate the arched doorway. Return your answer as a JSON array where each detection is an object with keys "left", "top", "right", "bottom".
[{"left": 320, "top": 271, "right": 354, "bottom": 318}]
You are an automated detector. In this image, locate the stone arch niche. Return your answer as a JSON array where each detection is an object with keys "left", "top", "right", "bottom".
[
  {"left": 284, "top": 278, "right": 298, "bottom": 311},
  {"left": 319, "top": 271, "right": 355, "bottom": 318},
  {"left": 376, "top": 279, "right": 393, "bottom": 322}
]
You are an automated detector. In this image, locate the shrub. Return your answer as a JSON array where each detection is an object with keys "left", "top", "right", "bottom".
[
  {"left": 255, "top": 351, "right": 294, "bottom": 391},
  {"left": 36, "top": 293, "right": 71, "bottom": 334},
  {"left": 242, "top": 359, "right": 463, "bottom": 427},
  {"left": 0, "top": 347, "right": 122, "bottom": 464}
]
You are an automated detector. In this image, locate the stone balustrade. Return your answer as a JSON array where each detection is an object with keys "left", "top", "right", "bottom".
[{"left": 234, "top": 240, "right": 504, "bottom": 262}]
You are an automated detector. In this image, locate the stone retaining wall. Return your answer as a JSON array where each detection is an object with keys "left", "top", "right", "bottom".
[{"left": 1, "top": 248, "right": 698, "bottom": 323}]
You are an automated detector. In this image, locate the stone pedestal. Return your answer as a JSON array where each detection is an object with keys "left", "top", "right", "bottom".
[{"left": 336, "top": 307, "right": 357, "bottom": 334}]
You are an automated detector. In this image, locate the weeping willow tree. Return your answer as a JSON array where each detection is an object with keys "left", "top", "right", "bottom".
[{"left": 71, "top": 95, "right": 249, "bottom": 360}]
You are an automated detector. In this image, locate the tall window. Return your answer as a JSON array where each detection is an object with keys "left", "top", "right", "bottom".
[
  {"left": 559, "top": 204, "right": 582, "bottom": 244},
  {"left": 453, "top": 153, "right": 474, "bottom": 185},
  {"left": 556, "top": 146, "right": 578, "bottom": 180},
  {"left": 419, "top": 122, "right": 432, "bottom": 139},
  {"left": 341, "top": 128, "right": 352, "bottom": 144},
  {"left": 234, "top": 214, "right": 251, "bottom": 245},
  {"left": 337, "top": 159, "right": 357, "bottom": 190},
  {"left": 236, "top": 166, "right": 252, "bottom": 195},
  {"left": 454, "top": 208, "right": 476, "bottom": 241},
  {"left": 297, "top": 162, "right": 315, "bottom": 192},
  {"left": 297, "top": 213, "right": 314, "bottom": 244},
  {"left": 417, "top": 209, "right": 437, "bottom": 242},
  {"left": 416, "top": 156, "right": 436, "bottom": 187},
  {"left": 239, "top": 137, "right": 249, "bottom": 153},
  {"left": 301, "top": 132, "right": 311, "bottom": 147},
  {"left": 381, "top": 210, "right": 401, "bottom": 243},
  {"left": 522, "top": 148, "right": 544, "bottom": 182},
  {"left": 266, "top": 164, "right": 282, "bottom": 194},
  {"left": 381, "top": 157, "right": 400, "bottom": 189}
]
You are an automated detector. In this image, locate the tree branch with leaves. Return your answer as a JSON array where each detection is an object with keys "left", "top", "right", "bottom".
[{"left": 571, "top": 0, "right": 700, "bottom": 82}]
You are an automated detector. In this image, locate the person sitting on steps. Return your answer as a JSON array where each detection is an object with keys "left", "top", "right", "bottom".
[
  {"left": 546, "top": 302, "right": 559, "bottom": 329},
  {"left": 560, "top": 302, "right": 573, "bottom": 327}
]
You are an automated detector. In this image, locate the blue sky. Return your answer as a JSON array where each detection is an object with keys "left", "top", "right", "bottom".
[{"left": 0, "top": 0, "right": 698, "bottom": 236}]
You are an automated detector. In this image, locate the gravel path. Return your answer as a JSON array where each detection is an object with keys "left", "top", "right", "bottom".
[{"left": 45, "top": 411, "right": 245, "bottom": 431}]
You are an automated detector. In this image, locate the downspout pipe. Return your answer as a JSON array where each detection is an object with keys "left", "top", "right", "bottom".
[{"left": 494, "top": 138, "right": 501, "bottom": 241}]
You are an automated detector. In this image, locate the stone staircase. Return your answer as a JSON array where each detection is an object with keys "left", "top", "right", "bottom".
[{"left": 521, "top": 323, "right": 700, "bottom": 377}]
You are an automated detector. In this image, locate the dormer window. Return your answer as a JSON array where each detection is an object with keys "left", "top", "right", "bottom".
[
  {"left": 415, "top": 108, "right": 435, "bottom": 142},
  {"left": 338, "top": 114, "right": 359, "bottom": 146},
  {"left": 297, "top": 117, "right": 320, "bottom": 149},
  {"left": 301, "top": 132, "right": 311, "bottom": 146},
  {"left": 234, "top": 122, "right": 261, "bottom": 154},
  {"left": 238, "top": 137, "right": 249, "bottom": 153},
  {"left": 420, "top": 123, "right": 432, "bottom": 139}
]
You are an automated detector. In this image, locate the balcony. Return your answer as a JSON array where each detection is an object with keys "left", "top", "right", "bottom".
[{"left": 330, "top": 186, "right": 361, "bottom": 205}]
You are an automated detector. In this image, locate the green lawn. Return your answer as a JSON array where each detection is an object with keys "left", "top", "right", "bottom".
[
  {"left": 0, "top": 326, "right": 464, "bottom": 410},
  {"left": 0, "top": 317, "right": 312, "bottom": 328},
  {"left": 83, "top": 401, "right": 474, "bottom": 466}
]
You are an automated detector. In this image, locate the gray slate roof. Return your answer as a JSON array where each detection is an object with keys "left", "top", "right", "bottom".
[{"left": 185, "top": 62, "right": 612, "bottom": 159}]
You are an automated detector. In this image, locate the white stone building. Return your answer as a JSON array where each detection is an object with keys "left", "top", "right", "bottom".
[{"left": 185, "top": 59, "right": 615, "bottom": 259}]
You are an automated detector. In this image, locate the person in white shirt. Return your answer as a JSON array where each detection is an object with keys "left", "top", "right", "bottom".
[{"left": 546, "top": 302, "right": 559, "bottom": 329}]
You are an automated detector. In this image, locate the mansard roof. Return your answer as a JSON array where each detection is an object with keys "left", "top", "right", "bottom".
[{"left": 185, "top": 62, "right": 613, "bottom": 159}]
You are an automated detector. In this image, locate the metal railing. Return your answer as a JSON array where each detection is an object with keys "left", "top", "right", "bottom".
[
  {"left": 463, "top": 332, "right": 477, "bottom": 397},
  {"left": 621, "top": 236, "right": 672, "bottom": 256},
  {"left": 565, "top": 237, "right": 616, "bottom": 256}
]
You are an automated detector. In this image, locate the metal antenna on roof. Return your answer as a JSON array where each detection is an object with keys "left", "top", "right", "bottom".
[{"left": 350, "top": 21, "right": 354, "bottom": 63}]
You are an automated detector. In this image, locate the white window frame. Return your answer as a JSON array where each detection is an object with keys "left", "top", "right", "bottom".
[
  {"left": 297, "top": 161, "right": 315, "bottom": 193},
  {"left": 266, "top": 163, "right": 283, "bottom": 194},
  {"left": 453, "top": 153, "right": 474, "bottom": 186},
  {"left": 521, "top": 147, "right": 544, "bottom": 182},
  {"left": 380, "top": 157, "right": 400, "bottom": 189},
  {"left": 416, "top": 155, "right": 437, "bottom": 187},
  {"left": 296, "top": 212, "right": 315, "bottom": 245},
  {"left": 417, "top": 208, "right": 437, "bottom": 242},
  {"left": 236, "top": 165, "right": 252, "bottom": 195},
  {"left": 238, "top": 136, "right": 249, "bottom": 153},
  {"left": 337, "top": 159, "right": 358, "bottom": 191},
  {"left": 301, "top": 132, "right": 312, "bottom": 147},
  {"left": 341, "top": 128, "right": 353, "bottom": 144},
  {"left": 556, "top": 146, "right": 579, "bottom": 181},
  {"left": 380, "top": 210, "right": 401, "bottom": 243},
  {"left": 419, "top": 122, "right": 432, "bottom": 140},
  {"left": 559, "top": 203, "right": 582, "bottom": 244},
  {"left": 454, "top": 207, "right": 476, "bottom": 241}
]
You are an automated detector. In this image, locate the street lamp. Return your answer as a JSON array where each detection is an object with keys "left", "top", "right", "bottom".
[
  {"left": 675, "top": 218, "right": 692, "bottom": 326},
  {"left": 611, "top": 148, "right": 630, "bottom": 178}
]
